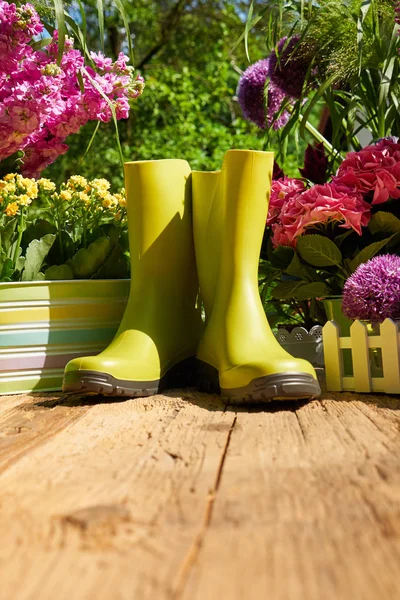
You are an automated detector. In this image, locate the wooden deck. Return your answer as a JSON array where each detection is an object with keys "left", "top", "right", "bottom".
[{"left": 1, "top": 379, "right": 400, "bottom": 600}]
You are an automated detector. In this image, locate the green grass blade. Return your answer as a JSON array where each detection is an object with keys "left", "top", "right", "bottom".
[
  {"left": 244, "top": 0, "right": 254, "bottom": 62},
  {"left": 114, "top": 0, "right": 134, "bottom": 66},
  {"left": 80, "top": 122, "right": 100, "bottom": 164},
  {"left": 53, "top": 0, "right": 65, "bottom": 65},
  {"left": 76, "top": 0, "right": 87, "bottom": 57},
  {"left": 96, "top": 0, "right": 105, "bottom": 52},
  {"left": 81, "top": 67, "right": 124, "bottom": 168}
]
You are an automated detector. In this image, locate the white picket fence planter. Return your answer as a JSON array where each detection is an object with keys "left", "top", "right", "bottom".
[
  {"left": 275, "top": 325, "right": 324, "bottom": 367},
  {"left": 323, "top": 318, "right": 400, "bottom": 394}
]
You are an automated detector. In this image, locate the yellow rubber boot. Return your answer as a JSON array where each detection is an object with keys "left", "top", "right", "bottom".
[
  {"left": 63, "top": 159, "right": 203, "bottom": 397},
  {"left": 192, "top": 150, "right": 321, "bottom": 402}
]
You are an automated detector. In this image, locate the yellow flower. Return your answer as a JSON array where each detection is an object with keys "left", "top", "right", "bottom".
[
  {"left": 59, "top": 190, "right": 72, "bottom": 201},
  {"left": 18, "top": 194, "right": 32, "bottom": 206},
  {"left": 78, "top": 192, "right": 90, "bottom": 204},
  {"left": 102, "top": 193, "right": 118, "bottom": 209},
  {"left": 114, "top": 193, "right": 126, "bottom": 207},
  {"left": 37, "top": 178, "right": 56, "bottom": 192},
  {"left": 5, "top": 181, "right": 16, "bottom": 194},
  {"left": 5, "top": 202, "right": 19, "bottom": 217},
  {"left": 67, "top": 175, "right": 88, "bottom": 192},
  {"left": 90, "top": 178, "right": 110, "bottom": 192},
  {"left": 4, "top": 173, "right": 16, "bottom": 182}
]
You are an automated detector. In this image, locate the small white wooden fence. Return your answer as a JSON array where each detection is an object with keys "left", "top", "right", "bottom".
[{"left": 323, "top": 319, "right": 400, "bottom": 394}]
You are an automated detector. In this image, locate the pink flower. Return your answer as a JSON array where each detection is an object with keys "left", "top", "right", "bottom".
[
  {"left": 90, "top": 51, "right": 113, "bottom": 72},
  {"left": 267, "top": 176, "right": 306, "bottom": 226},
  {"left": 271, "top": 182, "right": 371, "bottom": 247},
  {"left": 335, "top": 140, "right": 400, "bottom": 204},
  {"left": 0, "top": 0, "right": 144, "bottom": 175}
]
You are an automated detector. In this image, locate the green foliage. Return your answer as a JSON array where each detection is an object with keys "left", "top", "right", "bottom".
[
  {"left": 21, "top": 234, "right": 56, "bottom": 281},
  {"left": 249, "top": 0, "right": 400, "bottom": 165}
]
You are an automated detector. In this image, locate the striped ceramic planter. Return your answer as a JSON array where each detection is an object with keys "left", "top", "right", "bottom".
[{"left": 0, "top": 279, "right": 130, "bottom": 395}]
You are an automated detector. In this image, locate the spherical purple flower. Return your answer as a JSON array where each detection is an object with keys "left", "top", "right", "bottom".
[
  {"left": 237, "top": 58, "right": 290, "bottom": 130},
  {"left": 268, "top": 36, "right": 311, "bottom": 99},
  {"left": 342, "top": 254, "right": 400, "bottom": 324}
]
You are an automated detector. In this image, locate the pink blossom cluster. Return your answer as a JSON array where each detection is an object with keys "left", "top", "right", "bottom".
[
  {"left": 268, "top": 178, "right": 371, "bottom": 248},
  {"left": 334, "top": 138, "right": 400, "bottom": 204},
  {"left": 0, "top": 1, "right": 144, "bottom": 177},
  {"left": 268, "top": 138, "right": 400, "bottom": 248}
]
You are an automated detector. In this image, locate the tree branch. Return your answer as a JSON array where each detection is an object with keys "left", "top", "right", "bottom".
[{"left": 137, "top": 0, "right": 192, "bottom": 70}]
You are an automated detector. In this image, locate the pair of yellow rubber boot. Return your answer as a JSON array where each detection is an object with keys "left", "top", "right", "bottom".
[{"left": 63, "top": 150, "right": 320, "bottom": 402}]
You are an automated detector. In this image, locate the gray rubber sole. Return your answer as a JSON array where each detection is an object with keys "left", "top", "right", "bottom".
[
  {"left": 62, "top": 356, "right": 195, "bottom": 397},
  {"left": 196, "top": 360, "right": 320, "bottom": 402}
]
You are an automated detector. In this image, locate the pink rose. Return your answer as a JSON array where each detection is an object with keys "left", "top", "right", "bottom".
[{"left": 267, "top": 177, "right": 306, "bottom": 226}]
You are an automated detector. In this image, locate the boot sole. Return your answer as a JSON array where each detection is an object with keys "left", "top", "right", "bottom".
[
  {"left": 196, "top": 360, "right": 320, "bottom": 402},
  {"left": 62, "top": 356, "right": 195, "bottom": 397}
]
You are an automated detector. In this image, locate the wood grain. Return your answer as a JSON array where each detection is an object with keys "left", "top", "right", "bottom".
[
  {"left": 0, "top": 391, "right": 235, "bottom": 600},
  {"left": 182, "top": 396, "right": 400, "bottom": 600},
  {"left": 0, "top": 388, "right": 400, "bottom": 600}
]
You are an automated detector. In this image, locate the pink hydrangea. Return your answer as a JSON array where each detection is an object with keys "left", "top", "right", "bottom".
[
  {"left": 271, "top": 182, "right": 371, "bottom": 248},
  {"left": 0, "top": 1, "right": 145, "bottom": 177},
  {"left": 334, "top": 138, "right": 400, "bottom": 204},
  {"left": 267, "top": 176, "right": 306, "bottom": 226}
]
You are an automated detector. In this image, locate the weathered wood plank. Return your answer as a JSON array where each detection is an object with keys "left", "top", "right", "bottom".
[
  {"left": 182, "top": 396, "right": 400, "bottom": 600},
  {"left": 0, "top": 393, "right": 92, "bottom": 476},
  {"left": 0, "top": 391, "right": 234, "bottom": 600},
  {"left": 1, "top": 388, "right": 400, "bottom": 600}
]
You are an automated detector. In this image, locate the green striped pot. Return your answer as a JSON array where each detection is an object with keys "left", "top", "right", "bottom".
[{"left": 0, "top": 279, "right": 130, "bottom": 395}]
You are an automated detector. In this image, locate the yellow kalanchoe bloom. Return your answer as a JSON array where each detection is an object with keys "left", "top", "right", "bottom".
[
  {"left": 101, "top": 193, "right": 114, "bottom": 208},
  {"left": 67, "top": 175, "right": 88, "bottom": 192},
  {"left": 4, "top": 173, "right": 16, "bottom": 182},
  {"left": 114, "top": 193, "right": 126, "bottom": 207},
  {"left": 5, "top": 202, "right": 19, "bottom": 217},
  {"left": 18, "top": 194, "right": 32, "bottom": 206},
  {"left": 90, "top": 178, "right": 110, "bottom": 192},
  {"left": 59, "top": 190, "right": 72, "bottom": 202},
  {"left": 37, "top": 178, "right": 56, "bottom": 192},
  {"left": 78, "top": 192, "right": 90, "bottom": 204}
]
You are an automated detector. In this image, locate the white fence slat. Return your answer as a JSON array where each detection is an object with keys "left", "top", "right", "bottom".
[
  {"left": 323, "top": 321, "right": 343, "bottom": 391},
  {"left": 380, "top": 319, "right": 400, "bottom": 394},
  {"left": 350, "top": 320, "right": 372, "bottom": 393}
]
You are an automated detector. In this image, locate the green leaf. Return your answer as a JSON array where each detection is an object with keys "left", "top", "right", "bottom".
[
  {"left": 296, "top": 235, "right": 342, "bottom": 267},
  {"left": 22, "top": 234, "right": 56, "bottom": 281},
  {"left": 294, "top": 282, "right": 328, "bottom": 301},
  {"left": 15, "top": 255, "right": 25, "bottom": 273},
  {"left": 269, "top": 245, "right": 295, "bottom": 269},
  {"left": 0, "top": 258, "right": 13, "bottom": 282},
  {"left": 349, "top": 237, "right": 392, "bottom": 272},
  {"left": 272, "top": 280, "right": 305, "bottom": 300},
  {"left": 272, "top": 280, "right": 328, "bottom": 301},
  {"left": 368, "top": 212, "right": 400, "bottom": 235},
  {"left": 334, "top": 230, "right": 354, "bottom": 247},
  {"left": 0, "top": 219, "right": 17, "bottom": 255},
  {"left": 44, "top": 264, "right": 74, "bottom": 280},
  {"left": 286, "top": 252, "right": 313, "bottom": 281}
]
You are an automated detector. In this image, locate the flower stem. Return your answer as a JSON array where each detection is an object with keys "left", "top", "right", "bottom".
[
  {"left": 12, "top": 209, "right": 25, "bottom": 269},
  {"left": 297, "top": 114, "right": 346, "bottom": 162}
]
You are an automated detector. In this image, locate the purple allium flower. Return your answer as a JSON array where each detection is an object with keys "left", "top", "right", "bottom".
[
  {"left": 342, "top": 254, "right": 400, "bottom": 324},
  {"left": 268, "top": 36, "right": 310, "bottom": 99},
  {"left": 237, "top": 58, "right": 290, "bottom": 130}
]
